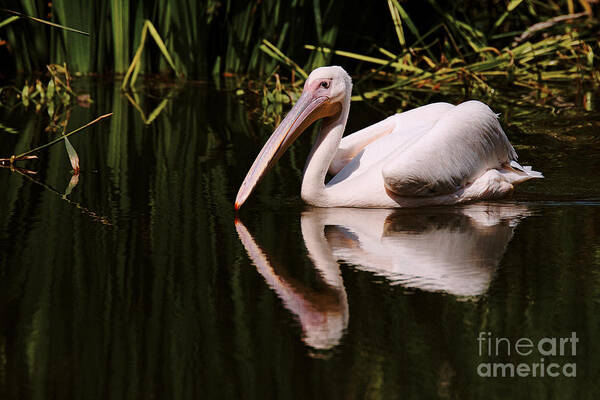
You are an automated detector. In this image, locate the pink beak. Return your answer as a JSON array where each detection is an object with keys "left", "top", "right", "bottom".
[{"left": 235, "top": 89, "right": 330, "bottom": 210}]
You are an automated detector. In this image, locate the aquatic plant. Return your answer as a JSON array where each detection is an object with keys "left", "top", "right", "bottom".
[
  {"left": 1, "top": 1, "right": 597, "bottom": 89},
  {"left": 0, "top": 112, "right": 113, "bottom": 173},
  {"left": 0, "top": 9, "right": 112, "bottom": 178},
  {"left": 254, "top": 0, "right": 599, "bottom": 115}
]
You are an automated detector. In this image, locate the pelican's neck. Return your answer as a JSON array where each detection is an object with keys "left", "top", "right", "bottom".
[{"left": 301, "top": 95, "right": 350, "bottom": 204}]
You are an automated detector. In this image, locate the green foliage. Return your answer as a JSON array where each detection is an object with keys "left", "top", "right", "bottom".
[
  {"left": 0, "top": 0, "right": 345, "bottom": 76},
  {"left": 257, "top": 0, "right": 600, "bottom": 113},
  {"left": 1, "top": 64, "right": 91, "bottom": 118},
  {"left": 121, "top": 20, "right": 179, "bottom": 90},
  {"left": 1, "top": 0, "right": 596, "bottom": 81}
]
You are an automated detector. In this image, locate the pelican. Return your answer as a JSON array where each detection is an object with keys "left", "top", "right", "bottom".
[{"left": 235, "top": 66, "right": 542, "bottom": 209}]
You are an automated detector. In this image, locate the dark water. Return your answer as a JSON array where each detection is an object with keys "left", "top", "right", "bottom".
[{"left": 0, "top": 82, "right": 599, "bottom": 399}]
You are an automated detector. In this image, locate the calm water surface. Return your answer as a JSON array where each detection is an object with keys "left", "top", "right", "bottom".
[{"left": 0, "top": 82, "right": 599, "bottom": 399}]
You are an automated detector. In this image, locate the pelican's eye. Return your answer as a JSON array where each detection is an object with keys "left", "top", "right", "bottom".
[{"left": 320, "top": 81, "right": 330, "bottom": 89}]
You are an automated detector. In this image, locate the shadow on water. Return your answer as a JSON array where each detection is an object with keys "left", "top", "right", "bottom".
[{"left": 0, "top": 80, "right": 599, "bottom": 399}]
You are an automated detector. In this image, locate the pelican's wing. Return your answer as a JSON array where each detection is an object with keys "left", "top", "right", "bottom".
[
  {"left": 381, "top": 101, "right": 518, "bottom": 197},
  {"left": 328, "top": 102, "right": 456, "bottom": 184}
]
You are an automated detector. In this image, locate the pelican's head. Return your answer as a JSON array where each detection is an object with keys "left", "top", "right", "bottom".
[
  {"left": 305, "top": 65, "right": 352, "bottom": 105},
  {"left": 235, "top": 66, "right": 352, "bottom": 210}
]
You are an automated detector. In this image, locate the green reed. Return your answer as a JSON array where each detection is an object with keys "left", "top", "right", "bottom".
[
  {"left": 256, "top": 0, "right": 599, "bottom": 112},
  {"left": 1, "top": 0, "right": 344, "bottom": 76},
  {"left": 0, "top": 0, "right": 598, "bottom": 109}
]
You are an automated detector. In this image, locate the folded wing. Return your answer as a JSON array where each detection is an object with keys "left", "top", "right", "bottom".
[{"left": 381, "top": 101, "right": 517, "bottom": 197}]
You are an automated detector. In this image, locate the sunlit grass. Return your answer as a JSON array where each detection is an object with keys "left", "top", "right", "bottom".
[
  {"left": 255, "top": 1, "right": 599, "bottom": 116},
  {"left": 1, "top": 0, "right": 598, "bottom": 120}
]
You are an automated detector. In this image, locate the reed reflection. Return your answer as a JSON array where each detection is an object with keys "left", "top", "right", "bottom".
[{"left": 235, "top": 203, "right": 530, "bottom": 351}]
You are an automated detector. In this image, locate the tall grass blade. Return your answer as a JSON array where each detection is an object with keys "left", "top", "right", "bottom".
[
  {"left": 492, "top": 0, "right": 524, "bottom": 32},
  {"left": 121, "top": 20, "right": 179, "bottom": 90},
  {"left": 305, "top": 45, "right": 395, "bottom": 65},
  {"left": 110, "top": 0, "right": 130, "bottom": 73},
  {"left": 146, "top": 21, "right": 177, "bottom": 72},
  {"left": 387, "top": 0, "right": 405, "bottom": 48},
  {"left": 389, "top": 0, "right": 436, "bottom": 60},
  {"left": 123, "top": 23, "right": 148, "bottom": 89},
  {"left": 0, "top": 15, "right": 20, "bottom": 29},
  {"left": 389, "top": 0, "right": 420, "bottom": 42},
  {"left": 260, "top": 39, "right": 308, "bottom": 79},
  {"left": 1, "top": 8, "right": 89, "bottom": 35},
  {"left": 52, "top": 1, "right": 93, "bottom": 72}
]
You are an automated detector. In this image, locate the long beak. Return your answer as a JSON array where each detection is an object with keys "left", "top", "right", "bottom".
[{"left": 235, "top": 91, "right": 333, "bottom": 210}]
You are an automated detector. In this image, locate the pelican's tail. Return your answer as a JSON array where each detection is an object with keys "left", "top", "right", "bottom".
[{"left": 502, "top": 160, "right": 544, "bottom": 184}]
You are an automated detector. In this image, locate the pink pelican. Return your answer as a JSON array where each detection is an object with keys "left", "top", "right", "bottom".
[{"left": 235, "top": 66, "right": 542, "bottom": 209}]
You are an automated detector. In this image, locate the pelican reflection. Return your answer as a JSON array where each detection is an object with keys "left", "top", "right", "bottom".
[{"left": 235, "top": 203, "right": 530, "bottom": 351}]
